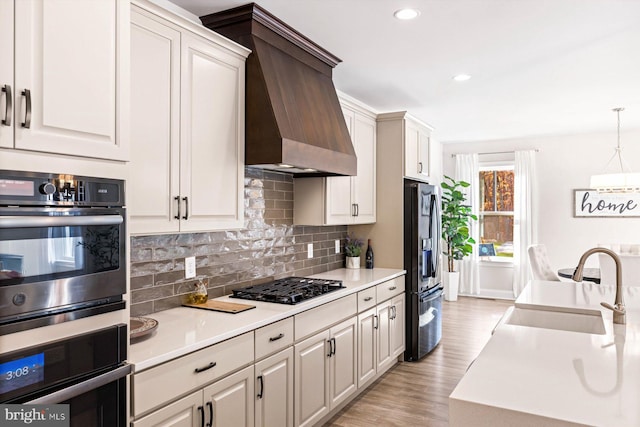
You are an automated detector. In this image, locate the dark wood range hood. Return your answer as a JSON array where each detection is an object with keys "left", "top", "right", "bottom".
[{"left": 201, "top": 3, "right": 357, "bottom": 177}]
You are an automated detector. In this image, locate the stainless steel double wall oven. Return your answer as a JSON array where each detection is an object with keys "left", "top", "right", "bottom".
[
  {"left": 0, "top": 170, "right": 126, "bottom": 334},
  {"left": 0, "top": 170, "right": 129, "bottom": 426}
]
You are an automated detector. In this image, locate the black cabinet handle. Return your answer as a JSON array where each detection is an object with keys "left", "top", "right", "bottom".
[
  {"left": 418, "top": 162, "right": 423, "bottom": 173},
  {"left": 268, "top": 333, "right": 284, "bottom": 342},
  {"left": 331, "top": 338, "right": 336, "bottom": 356},
  {"left": 388, "top": 286, "right": 397, "bottom": 291},
  {"left": 198, "top": 406, "right": 205, "bottom": 427},
  {"left": 363, "top": 296, "right": 373, "bottom": 302},
  {"left": 355, "top": 204, "right": 359, "bottom": 217},
  {"left": 206, "top": 401, "right": 213, "bottom": 427},
  {"left": 351, "top": 203, "right": 356, "bottom": 217},
  {"left": 2, "top": 85, "right": 11, "bottom": 126},
  {"left": 174, "top": 196, "right": 181, "bottom": 219},
  {"left": 257, "top": 375, "right": 264, "bottom": 399},
  {"left": 183, "top": 196, "right": 189, "bottom": 220},
  {"left": 391, "top": 306, "right": 397, "bottom": 320},
  {"left": 327, "top": 339, "right": 332, "bottom": 357},
  {"left": 21, "top": 89, "right": 31, "bottom": 129},
  {"left": 194, "top": 362, "right": 216, "bottom": 373},
  {"left": 374, "top": 314, "right": 378, "bottom": 330}
]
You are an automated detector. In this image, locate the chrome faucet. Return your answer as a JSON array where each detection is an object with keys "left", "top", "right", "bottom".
[{"left": 572, "top": 247, "right": 626, "bottom": 325}]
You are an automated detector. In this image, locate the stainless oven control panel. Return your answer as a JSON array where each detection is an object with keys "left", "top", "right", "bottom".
[{"left": 0, "top": 170, "right": 124, "bottom": 207}]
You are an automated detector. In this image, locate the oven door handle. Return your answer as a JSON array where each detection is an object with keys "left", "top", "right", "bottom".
[
  {"left": 0, "top": 215, "right": 124, "bottom": 228},
  {"left": 26, "top": 364, "right": 131, "bottom": 404}
]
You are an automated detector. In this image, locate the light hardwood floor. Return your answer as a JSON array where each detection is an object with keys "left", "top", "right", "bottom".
[{"left": 325, "top": 296, "right": 514, "bottom": 427}]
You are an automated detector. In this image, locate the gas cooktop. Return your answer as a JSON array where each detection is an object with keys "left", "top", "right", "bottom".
[{"left": 231, "top": 277, "right": 344, "bottom": 305}]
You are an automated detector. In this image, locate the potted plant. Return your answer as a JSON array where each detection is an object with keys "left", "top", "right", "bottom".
[
  {"left": 441, "top": 175, "right": 477, "bottom": 301},
  {"left": 344, "top": 234, "right": 363, "bottom": 269}
]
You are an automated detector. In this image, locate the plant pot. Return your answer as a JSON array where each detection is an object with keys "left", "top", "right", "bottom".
[
  {"left": 346, "top": 256, "right": 360, "bottom": 269},
  {"left": 444, "top": 271, "right": 460, "bottom": 301}
]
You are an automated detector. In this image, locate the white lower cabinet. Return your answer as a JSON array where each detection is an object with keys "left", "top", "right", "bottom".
[
  {"left": 205, "top": 366, "right": 255, "bottom": 427},
  {"left": 133, "top": 365, "right": 254, "bottom": 427},
  {"left": 130, "top": 276, "right": 406, "bottom": 427},
  {"left": 294, "top": 317, "right": 357, "bottom": 427},
  {"left": 356, "top": 308, "right": 377, "bottom": 387},
  {"left": 255, "top": 347, "right": 294, "bottom": 427},
  {"left": 357, "top": 294, "right": 405, "bottom": 388},
  {"left": 132, "top": 391, "right": 201, "bottom": 427}
]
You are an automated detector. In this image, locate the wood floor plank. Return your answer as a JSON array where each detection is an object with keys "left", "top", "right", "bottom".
[{"left": 324, "top": 296, "right": 513, "bottom": 426}]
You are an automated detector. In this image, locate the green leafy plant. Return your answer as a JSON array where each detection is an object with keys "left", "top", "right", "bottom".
[
  {"left": 344, "top": 234, "right": 363, "bottom": 257},
  {"left": 441, "top": 175, "right": 478, "bottom": 272}
]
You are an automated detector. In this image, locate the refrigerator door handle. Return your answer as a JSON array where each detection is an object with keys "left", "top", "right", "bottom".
[{"left": 430, "top": 193, "right": 441, "bottom": 278}]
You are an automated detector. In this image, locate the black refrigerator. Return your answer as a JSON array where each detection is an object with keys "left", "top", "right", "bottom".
[{"left": 404, "top": 179, "right": 443, "bottom": 361}]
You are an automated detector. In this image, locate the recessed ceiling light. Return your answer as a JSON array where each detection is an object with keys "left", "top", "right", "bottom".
[
  {"left": 453, "top": 74, "right": 471, "bottom": 82},
  {"left": 394, "top": 8, "right": 420, "bottom": 20}
]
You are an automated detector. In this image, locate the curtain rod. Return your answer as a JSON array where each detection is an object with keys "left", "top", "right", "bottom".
[{"left": 450, "top": 148, "right": 539, "bottom": 158}]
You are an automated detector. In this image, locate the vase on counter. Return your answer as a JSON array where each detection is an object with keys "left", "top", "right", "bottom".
[{"left": 346, "top": 256, "right": 360, "bottom": 269}]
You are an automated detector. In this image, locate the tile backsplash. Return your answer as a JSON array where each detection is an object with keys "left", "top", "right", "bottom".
[{"left": 130, "top": 168, "right": 347, "bottom": 316}]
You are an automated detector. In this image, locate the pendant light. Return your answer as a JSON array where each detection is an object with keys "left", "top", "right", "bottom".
[{"left": 590, "top": 108, "right": 640, "bottom": 193}]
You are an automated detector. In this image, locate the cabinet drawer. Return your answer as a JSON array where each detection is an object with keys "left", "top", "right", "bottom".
[
  {"left": 132, "top": 332, "right": 254, "bottom": 416},
  {"left": 255, "top": 317, "right": 294, "bottom": 360},
  {"left": 295, "top": 294, "right": 357, "bottom": 341},
  {"left": 357, "top": 287, "right": 376, "bottom": 312},
  {"left": 376, "top": 276, "right": 404, "bottom": 302}
]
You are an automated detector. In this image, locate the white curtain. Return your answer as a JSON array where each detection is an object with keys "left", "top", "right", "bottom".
[
  {"left": 454, "top": 154, "right": 480, "bottom": 295},
  {"left": 513, "top": 150, "right": 538, "bottom": 297}
]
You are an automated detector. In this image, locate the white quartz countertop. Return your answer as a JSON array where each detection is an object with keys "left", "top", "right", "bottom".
[
  {"left": 450, "top": 281, "right": 640, "bottom": 427},
  {"left": 129, "top": 268, "right": 405, "bottom": 372}
]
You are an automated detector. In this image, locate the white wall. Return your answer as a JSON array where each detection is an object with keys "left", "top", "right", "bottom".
[{"left": 442, "top": 128, "right": 640, "bottom": 296}]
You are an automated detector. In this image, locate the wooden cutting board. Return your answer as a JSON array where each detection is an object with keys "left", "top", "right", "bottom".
[{"left": 183, "top": 300, "right": 256, "bottom": 314}]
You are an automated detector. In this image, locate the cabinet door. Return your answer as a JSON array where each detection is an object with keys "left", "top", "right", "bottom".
[
  {"left": 0, "top": 0, "right": 13, "bottom": 149},
  {"left": 129, "top": 9, "right": 181, "bottom": 235},
  {"left": 417, "top": 130, "right": 430, "bottom": 179},
  {"left": 325, "top": 108, "right": 355, "bottom": 225},
  {"left": 357, "top": 308, "right": 377, "bottom": 387},
  {"left": 204, "top": 365, "right": 255, "bottom": 427},
  {"left": 390, "top": 295, "right": 406, "bottom": 359},
  {"left": 329, "top": 317, "right": 357, "bottom": 408},
  {"left": 404, "top": 121, "right": 420, "bottom": 180},
  {"left": 376, "top": 300, "right": 393, "bottom": 372},
  {"left": 294, "top": 330, "right": 331, "bottom": 427},
  {"left": 352, "top": 113, "right": 376, "bottom": 224},
  {"left": 14, "top": 0, "right": 127, "bottom": 160},
  {"left": 132, "top": 391, "right": 201, "bottom": 427},
  {"left": 180, "top": 32, "right": 245, "bottom": 232},
  {"left": 255, "top": 347, "right": 294, "bottom": 427}
]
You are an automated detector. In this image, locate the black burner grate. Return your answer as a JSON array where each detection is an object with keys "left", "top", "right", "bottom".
[{"left": 231, "top": 277, "right": 344, "bottom": 305}]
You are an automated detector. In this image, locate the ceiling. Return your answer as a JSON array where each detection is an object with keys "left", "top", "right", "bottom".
[{"left": 169, "top": 0, "right": 640, "bottom": 143}]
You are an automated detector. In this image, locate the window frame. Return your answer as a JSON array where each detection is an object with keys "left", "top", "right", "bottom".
[{"left": 478, "top": 162, "right": 515, "bottom": 263}]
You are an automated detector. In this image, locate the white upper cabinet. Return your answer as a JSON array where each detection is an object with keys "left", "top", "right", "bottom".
[
  {"left": 0, "top": 1, "right": 13, "bottom": 149},
  {"left": 377, "top": 112, "right": 433, "bottom": 183},
  {"left": 4, "top": 0, "right": 129, "bottom": 160},
  {"left": 293, "top": 94, "right": 376, "bottom": 226},
  {"left": 404, "top": 119, "right": 431, "bottom": 180},
  {"left": 128, "top": 2, "right": 249, "bottom": 235}
]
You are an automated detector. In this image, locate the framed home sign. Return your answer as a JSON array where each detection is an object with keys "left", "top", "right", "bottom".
[{"left": 574, "top": 189, "right": 640, "bottom": 217}]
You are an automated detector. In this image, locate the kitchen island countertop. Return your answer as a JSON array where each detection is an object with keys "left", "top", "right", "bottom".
[
  {"left": 129, "top": 268, "right": 405, "bottom": 372},
  {"left": 450, "top": 280, "right": 640, "bottom": 426}
]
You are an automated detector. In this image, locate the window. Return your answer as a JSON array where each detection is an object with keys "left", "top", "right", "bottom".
[{"left": 479, "top": 165, "right": 514, "bottom": 258}]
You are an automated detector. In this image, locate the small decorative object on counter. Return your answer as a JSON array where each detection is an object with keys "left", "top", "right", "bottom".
[
  {"left": 365, "top": 239, "right": 374, "bottom": 269},
  {"left": 345, "top": 234, "right": 363, "bottom": 269},
  {"left": 189, "top": 278, "right": 209, "bottom": 304}
]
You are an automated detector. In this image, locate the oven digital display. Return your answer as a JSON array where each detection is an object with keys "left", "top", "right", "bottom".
[
  {"left": 0, "top": 353, "right": 44, "bottom": 395},
  {"left": 0, "top": 179, "right": 35, "bottom": 197}
]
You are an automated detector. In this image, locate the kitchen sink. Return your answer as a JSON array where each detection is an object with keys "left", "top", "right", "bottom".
[{"left": 501, "top": 307, "right": 606, "bottom": 335}]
